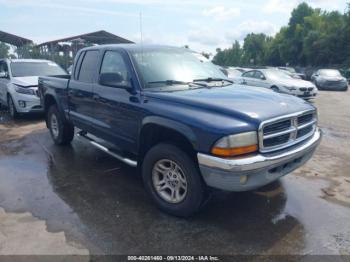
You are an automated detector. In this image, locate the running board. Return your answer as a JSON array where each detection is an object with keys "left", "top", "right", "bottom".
[{"left": 77, "top": 132, "right": 138, "bottom": 167}]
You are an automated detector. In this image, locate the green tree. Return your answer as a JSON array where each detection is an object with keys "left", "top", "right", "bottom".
[
  {"left": 242, "top": 33, "right": 270, "bottom": 65},
  {"left": 0, "top": 42, "right": 10, "bottom": 58}
]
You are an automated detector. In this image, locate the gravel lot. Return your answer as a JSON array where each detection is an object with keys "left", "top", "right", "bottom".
[{"left": 0, "top": 90, "right": 349, "bottom": 257}]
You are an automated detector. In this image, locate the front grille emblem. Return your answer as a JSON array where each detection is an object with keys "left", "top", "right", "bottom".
[{"left": 290, "top": 117, "right": 298, "bottom": 140}]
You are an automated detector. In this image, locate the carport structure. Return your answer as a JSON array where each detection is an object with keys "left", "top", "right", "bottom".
[
  {"left": 37, "top": 30, "right": 134, "bottom": 58},
  {"left": 0, "top": 30, "right": 33, "bottom": 47}
]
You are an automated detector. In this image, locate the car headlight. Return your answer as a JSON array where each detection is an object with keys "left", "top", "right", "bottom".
[
  {"left": 14, "top": 85, "right": 36, "bottom": 95},
  {"left": 282, "top": 85, "right": 297, "bottom": 91},
  {"left": 211, "top": 131, "right": 258, "bottom": 157}
]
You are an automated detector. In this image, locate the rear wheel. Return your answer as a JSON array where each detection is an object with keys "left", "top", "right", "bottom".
[
  {"left": 48, "top": 105, "right": 74, "bottom": 145},
  {"left": 7, "top": 95, "right": 19, "bottom": 119},
  {"left": 142, "top": 143, "right": 205, "bottom": 217}
]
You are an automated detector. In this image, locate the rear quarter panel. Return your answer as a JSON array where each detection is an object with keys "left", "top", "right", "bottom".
[{"left": 39, "top": 75, "right": 70, "bottom": 118}]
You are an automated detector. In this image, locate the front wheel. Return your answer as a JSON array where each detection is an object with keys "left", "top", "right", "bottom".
[
  {"left": 48, "top": 105, "right": 74, "bottom": 145},
  {"left": 7, "top": 95, "right": 19, "bottom": 119},
  {"left": 142, "top": 143, "right": 205, "bottom": 217}
]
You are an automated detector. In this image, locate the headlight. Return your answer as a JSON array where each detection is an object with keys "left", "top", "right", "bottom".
[
  {"left": 211, "top": 131, "right": 258, "bottom": 157},
  {"left": 14, "top": 85, "right": 36, "bottom": 95},
  {"left": 282, "top": 85, "right": 297, "bottom": 91}
]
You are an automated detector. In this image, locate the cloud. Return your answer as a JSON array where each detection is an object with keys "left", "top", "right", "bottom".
[
  {"left": 226, "top": 20, "right": 278, "bottom": 41},
  {"left": 263, "top": 0, "right": 344, "bottom": 14},
  {"left": 188, "top": 29, "right": 223, "bottom": 46},
  {"left": 202, "top": 6, "right": 240, "bottom": 21}
]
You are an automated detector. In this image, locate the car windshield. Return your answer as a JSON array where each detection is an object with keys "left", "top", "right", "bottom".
[
  {"left": 265, "top": 70, "right": 293, "bottom": 80},
  {"left": 11, "top": 61, "right": 67, "bottom": 77},
  {"left": 227, "top": 69, "right": 242, "bottom": 77},
  {"left": 280, "top": 67, "right": 296, "bottom": 73},
  {"left": 130, "top": 48, "right": 228, "bottom": 89},
  {"left": 319, "top": 69, "right": 341, "bottom": 77}
]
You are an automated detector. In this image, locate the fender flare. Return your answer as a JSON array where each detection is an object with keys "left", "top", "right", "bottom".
[{"left": 140, "top": 116, "right": 199, "bottom": 151}]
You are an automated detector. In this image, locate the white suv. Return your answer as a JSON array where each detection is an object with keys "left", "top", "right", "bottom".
[{"left": 0, "top": 59, "right": 67, "bottom": 118}]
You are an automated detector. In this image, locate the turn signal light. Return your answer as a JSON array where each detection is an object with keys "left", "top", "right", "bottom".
[{"left": 211, "top": 144, "right": 258, "bottom": 157}]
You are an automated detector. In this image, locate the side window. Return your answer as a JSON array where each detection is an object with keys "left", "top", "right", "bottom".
[
  {"left": 100, "top": 51, "right": 129, "bottom": 82},
  {"left": 243, "top": 71, "right": 255, "bottom": 78},
  {"left": 74, "top": 51, "right": 85, "bottom": 80},
  {"left": 254, "top": 71, "right": 263, "bottom": 79},
  {"left": 78, "top": 50, "right": 99, "bottom": 83}
]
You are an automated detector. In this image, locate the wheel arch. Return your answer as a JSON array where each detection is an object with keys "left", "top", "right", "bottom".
[
  {"left": 138, "top": 116, "right": 199, "bottom": 164},
  {"left": 44, "top": 94, "right": 58, "bottom": 127}
]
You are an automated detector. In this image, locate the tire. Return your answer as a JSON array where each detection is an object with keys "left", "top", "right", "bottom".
[
  {"left": 7, "top": 95, "right": 19, "bottom": 119},
  {"left": 47, "top": 105, "right": 74, "bottom": 145},
  {"left": 271, "top": 86, "right": 279, "bottom": 92},
  {"left": 142, "top": 143, "right": 205, "bottom": 217}
]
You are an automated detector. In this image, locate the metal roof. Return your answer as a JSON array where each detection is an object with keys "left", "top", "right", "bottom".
[
  {"left": 0, "top": 30, "right": 33, "bottom": 47},
  {"left": 37, "top": 30, "right": 133, "bottom": 46}
]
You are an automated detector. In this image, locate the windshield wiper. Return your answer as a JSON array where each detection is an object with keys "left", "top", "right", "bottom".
[
  {"left": 193, "top": 77, "right": 234, "bottom": 85},
  {"left": 147, "top": 80, "right": 208, "bottom": 88}
]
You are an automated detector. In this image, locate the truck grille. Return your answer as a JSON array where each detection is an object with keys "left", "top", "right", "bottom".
[{"left": 259, "top": 110, "right": 317, "bottom": 153}]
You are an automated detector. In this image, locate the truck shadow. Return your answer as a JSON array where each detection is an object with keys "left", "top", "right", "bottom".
[{"left": 45, "top": 137, "right": 304, "bottom": 255}]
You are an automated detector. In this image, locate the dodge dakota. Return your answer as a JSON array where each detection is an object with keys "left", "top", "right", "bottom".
[{"left": 39, "top": 45, "right": 321, "bottom": 217}]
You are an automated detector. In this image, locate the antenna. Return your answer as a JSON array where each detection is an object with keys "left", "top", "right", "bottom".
[
  {"left": 139, "top": 11, "right": 143, "bottom": 44},
  {"left": 139, "top": 11, "right": 145, "bottom": 84}
]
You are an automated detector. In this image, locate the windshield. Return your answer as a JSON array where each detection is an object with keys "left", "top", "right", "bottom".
[
  {"left": 130, "top": 48, "right": 228, "bottom": 89},
  {"left": 319, "top": 69, "right": 341, "bottom": 77},
  {"left": 11, "top": 61, "right": 67, "bottom": 77},
  {"left": 227, "top": 69, "right": 242, "bottom": 77},
  {"left": 280, "top": 67, "right": 296, "bottom": 73},
  {"left": 265, "top": 70, "right": 293, "bottom": 80}
]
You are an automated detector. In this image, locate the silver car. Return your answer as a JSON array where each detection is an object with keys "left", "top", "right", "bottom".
[
  {"left": 240, "top": 69, "right": 317, "bottom": 99},
  {"left": 311, "top": 69, "right": 348, "bottom": 91}
]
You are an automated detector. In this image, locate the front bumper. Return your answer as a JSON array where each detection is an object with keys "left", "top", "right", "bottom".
[
  {"left": 197, "top": 128, "right": 322, "bottom": 191},
  {"left": 11, "top": 92, "right": 43, "bottom": 113}
]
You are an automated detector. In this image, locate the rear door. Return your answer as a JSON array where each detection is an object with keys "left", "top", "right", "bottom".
[
  {"left": 0, "top": 61, "right": 10, "bottom": 105},
  {"left": 68, "top": 50, "right": 100, "bottom": 132}
]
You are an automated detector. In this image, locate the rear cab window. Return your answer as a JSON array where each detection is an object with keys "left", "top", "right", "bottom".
[{"left": 77, "top": 50, "right": 99, "bottom": 83}]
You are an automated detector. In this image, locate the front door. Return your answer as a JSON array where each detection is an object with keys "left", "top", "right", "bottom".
[{"left": 92, "top": 50, "right": 141, "bottom": 153}]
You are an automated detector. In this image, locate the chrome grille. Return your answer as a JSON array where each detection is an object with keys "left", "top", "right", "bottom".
[{"left": 259, "top": 110, "right": 317, "bottom": 153}]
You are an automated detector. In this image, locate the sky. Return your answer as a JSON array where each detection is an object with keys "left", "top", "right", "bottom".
[{"left": 0, "top": 0, "right": 348, "bottom": 54}]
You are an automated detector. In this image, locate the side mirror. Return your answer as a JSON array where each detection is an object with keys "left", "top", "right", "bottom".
[
  {"left": 0, "top": 71, "right": 9, "bottom": 78},
  {"left": 99, "top": 72, "right": 133, "bottom": 90},
  {"left": 260, "top": 75, "right": 266, "bottom": 80}
]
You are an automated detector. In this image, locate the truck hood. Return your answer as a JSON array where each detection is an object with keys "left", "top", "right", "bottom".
[
  {"left": 12, "top": 76, "right": 39, "bottom": 87},
  {"left": 145, "top": 85, "right": 314, "bottom": 123}
]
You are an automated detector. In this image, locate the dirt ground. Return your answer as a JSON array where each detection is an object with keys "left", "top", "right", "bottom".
[{"left": 0, "top": 90, "right": 350, "bottom": 257}]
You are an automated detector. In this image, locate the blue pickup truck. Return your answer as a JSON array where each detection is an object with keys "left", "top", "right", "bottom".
[{"left": 39, "top": 45, "right": 321, "bottom": 217}]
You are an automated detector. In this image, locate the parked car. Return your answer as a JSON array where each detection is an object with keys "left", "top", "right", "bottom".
[
  {"left": 240, "top": 69, "right": 317, "bottom": 99},
  {"left": 278, "top": 67, "right": 306, "bottom": 80},
  {"left": 0, "top": 59, "right": 67, "bottom": 118},
  {"left": 39, "top": 45, "right": 321, "bottom": 217},
  {"left": 311, "top": 69, "right": 348, "bottom": 91}
]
